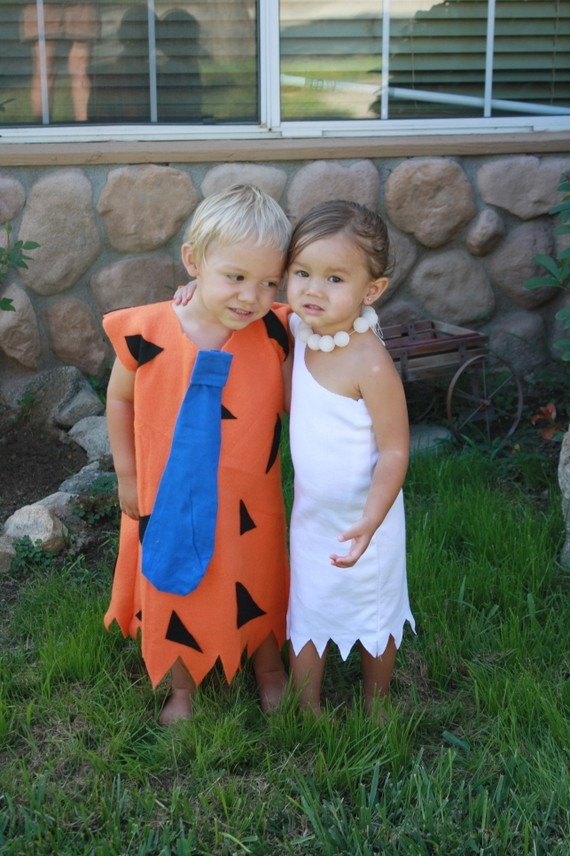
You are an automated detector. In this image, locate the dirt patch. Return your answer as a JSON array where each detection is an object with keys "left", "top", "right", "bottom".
[{"left": 0, "top": 407, "right": 88, "bottom": 524}]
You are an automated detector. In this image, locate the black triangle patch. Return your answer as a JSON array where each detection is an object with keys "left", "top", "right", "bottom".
[
  {"left": 236, "top": 582, "right": 266, "bottom": 628},
  {"left": 265, "top": 415, "right": 281, "bottom": 473},
  {"left": 239, "top": 500, "right": 256, "bottom": 534},
  {"left": 125, "top": 334, "right": 164, "bottom": 366},
  {"left": 263, "top": 310, "right": 290, "bottom": 357},
  {"left": 165, "top": 611, "right": 203, "bottom": 651},
  {"left": 222, "top": 405, "right": 237, "bottom": 420}
]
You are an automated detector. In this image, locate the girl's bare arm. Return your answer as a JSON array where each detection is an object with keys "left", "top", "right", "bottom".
[
  {"left": 331, "top": 341, "right": 409, "bottom": 568},
  {"left": 172, "top": 281, "right": 196, "bottom": 305}
]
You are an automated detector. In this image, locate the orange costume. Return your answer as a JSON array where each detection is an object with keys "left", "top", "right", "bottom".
[{"left": 103, "top": 300, "right": 291, "bottom": 688}]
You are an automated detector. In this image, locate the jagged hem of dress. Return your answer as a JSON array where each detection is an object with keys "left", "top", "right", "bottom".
[{"left": 289, "top": 613, "right": 416, "bottom": 661}]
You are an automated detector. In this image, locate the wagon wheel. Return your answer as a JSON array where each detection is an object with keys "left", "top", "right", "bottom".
[
  {"left": 446, "top": 354, "right": 523, "bottom": 444},
  {"left": 404, "top": 381, "right": 437, "bottom": 423}
]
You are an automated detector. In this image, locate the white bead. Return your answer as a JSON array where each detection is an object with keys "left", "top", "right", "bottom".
[
  {"left": 353, "top": 315, "right": 371, "bottom": 333},
  {"left": 293, "top": 308, "right": 379, "bottom": 352},
  {"left": 307, "top": 333, "right": 322, "bottom": 350},
  {"left": 333, "top": 330, "right": 350, "bottom": 347},
  {"left": 361, "top": 305, "right": 378, "bottom": 324},
  {"left": 319, "top": 335, "right": 335, "bottom": 352}
]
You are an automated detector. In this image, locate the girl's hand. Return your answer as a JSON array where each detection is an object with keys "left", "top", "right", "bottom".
[
  {"left": 329, "top": 517, "right": 376, "bottom": 568},
  {"left": 172, "top": 281, "right": 197, "bottom": 305}
]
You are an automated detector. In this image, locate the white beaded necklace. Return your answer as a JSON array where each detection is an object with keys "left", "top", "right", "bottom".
[{"left": 295, "top": 305, "right": 379, "bottom": 352}]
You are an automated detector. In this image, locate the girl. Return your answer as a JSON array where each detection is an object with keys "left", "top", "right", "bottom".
[{"left": 285, "top": 200, "right": 415, "bottom": 715}]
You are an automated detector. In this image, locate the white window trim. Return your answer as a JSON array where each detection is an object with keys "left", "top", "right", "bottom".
[
  {"left": 3, "top": 113, "right": 568, "bottom": 146},
  {"left": 259, "top": 0, "right": 281, "bottom": 130}
]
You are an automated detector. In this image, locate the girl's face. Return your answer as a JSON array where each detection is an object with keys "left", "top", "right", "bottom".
[
  {"left": 181, "top": 239, "right": 284, "bottom": 332},
  {"left": 286, "top": 232, "right": 388, "bottom": 336}
]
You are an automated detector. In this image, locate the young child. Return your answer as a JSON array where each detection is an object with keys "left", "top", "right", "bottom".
[
  {"left": 285, "top": 200, "right": 415, "bottom": 715},
  {"left": 103, "top": 184, "right": 292, "bottom": 724}
]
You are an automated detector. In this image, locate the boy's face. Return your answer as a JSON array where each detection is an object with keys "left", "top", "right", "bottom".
[{"left": 182, "top": 239, "right": 285, "bottom": 331}]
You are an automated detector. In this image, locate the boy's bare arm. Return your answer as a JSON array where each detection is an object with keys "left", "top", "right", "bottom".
[{"left": 106, "top": 358, "right": 139, "bottom": 519}]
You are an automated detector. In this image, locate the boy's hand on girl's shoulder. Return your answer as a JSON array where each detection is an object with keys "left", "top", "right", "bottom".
[{"left": 172, "top": 281, "right": 196, "bottom": 305}]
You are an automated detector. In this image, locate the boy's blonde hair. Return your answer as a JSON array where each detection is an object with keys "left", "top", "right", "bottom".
[{"left": 184, "top": 184, "right": 291, "bottom": 264}]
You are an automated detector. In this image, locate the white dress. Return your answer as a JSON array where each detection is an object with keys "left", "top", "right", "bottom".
[{"left": 287, "top": 314, "right": 415, "bottom": 660}]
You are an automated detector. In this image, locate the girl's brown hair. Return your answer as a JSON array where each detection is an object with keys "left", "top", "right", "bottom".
[{"left": 287, "top": 200, "right": 391, "bottom": 279}]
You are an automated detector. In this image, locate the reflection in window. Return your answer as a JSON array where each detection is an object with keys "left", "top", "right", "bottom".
[
  {"left": 0, "top": 1, "right": 258, "bottom": 125},
  {"left": 386, "top": 0, "right": 487, "bottom": 120},
  {"left": 493, "top": 0, "right": 569, "bottom": 116},
  {"left": 385, "top": 0, "right": 569, "bottom": 120},
  {"left": 280, "top": 0, "right": 382, "bottom": 121},
  {"left": 280, "top": 0, "right": 569, "bottom": 123},
  {"left": 89, "top": 4, "right": 151, "bottom": 123}
]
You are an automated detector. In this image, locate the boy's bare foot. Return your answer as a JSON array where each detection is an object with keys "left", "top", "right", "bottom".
[
  {"left": 158, "top": 688, "right": 193, "bottom": 725},
  {"left": 257, "top": 668, "right": 287, "bottom": 713},
  {"left": 252, "top": 634, "right": 288, "bottom": 712}
]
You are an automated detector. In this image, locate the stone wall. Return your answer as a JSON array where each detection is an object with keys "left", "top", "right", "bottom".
[{"left": 1, "top": 152, "right": 569, "bottom": 404}]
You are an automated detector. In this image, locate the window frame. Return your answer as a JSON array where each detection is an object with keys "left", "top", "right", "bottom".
[{"left": 1, "top": 0, "right": 569, "bottom": 145}]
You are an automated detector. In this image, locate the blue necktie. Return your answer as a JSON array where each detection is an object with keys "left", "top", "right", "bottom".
[{"left": 141, "top": 349, "right": 233, "bottom": 595}]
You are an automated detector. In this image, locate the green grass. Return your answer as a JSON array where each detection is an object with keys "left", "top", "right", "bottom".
[{"left": 0, "top": 444, "right": 568, "bottom": 854}]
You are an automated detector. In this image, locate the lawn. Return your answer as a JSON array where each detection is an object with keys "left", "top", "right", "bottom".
[{"left": 0, "top": 436, "right": 568, "bottom": 854}]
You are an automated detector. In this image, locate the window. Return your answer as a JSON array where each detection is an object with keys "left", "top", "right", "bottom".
[
  {"left": 280, "top": 0, "right": 570, "bottom": 124},
  {"left": 0, "top": 0, "right": 568, "bottom": 140},
  {"left": 0, "top": 1, "right": 257, "bottom": 126}
]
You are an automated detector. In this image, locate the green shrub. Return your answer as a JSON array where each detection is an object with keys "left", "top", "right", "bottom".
[
  {"left": 9, "top": 536, "right": 54, "bottom": 575},
  {"left": 524, "top": 171, "right": 570, "bottom": 362},
  {"left": 0, "top": 224, "right": 39, "bottom": 311},
  {"left": 73, "top": 474, "right": 119, "bottom": 526}
]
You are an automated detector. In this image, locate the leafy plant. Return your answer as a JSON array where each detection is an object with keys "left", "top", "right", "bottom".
[
  {"left": 87, "top": 371, "right": 110, "bottom": 407},
  {"left": 531, "top": 402, "right": 566, "bottom": 442},
  {"left": 15, "top": 389, "right": 37, "bottom": 415},
  {"left": 0, "top": 223, "right": 39, "bottom": 311},
  {"left": 9, "top": 535, "right": 54, "bottom": 575},
  {"left": 524, "top": 171, "right": 570, "bottom": 361},
  {"left": 73, "top": 474, "right": 119, "bottom": 526}
]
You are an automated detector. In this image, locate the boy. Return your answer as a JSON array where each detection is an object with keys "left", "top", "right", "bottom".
[{"left": 104, "top": 185, "right": 292, "bottom": 723}]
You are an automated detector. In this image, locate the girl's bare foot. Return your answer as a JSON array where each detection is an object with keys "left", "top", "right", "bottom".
[
  {"left": 300, "top": 700, "right": 323, "bottom": 718},
  {"left": 364, "top": 691, "right": 392, "bottom": 724},
  {"left": 158, "top": 688, "right": 193, "bottom": 725}
]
